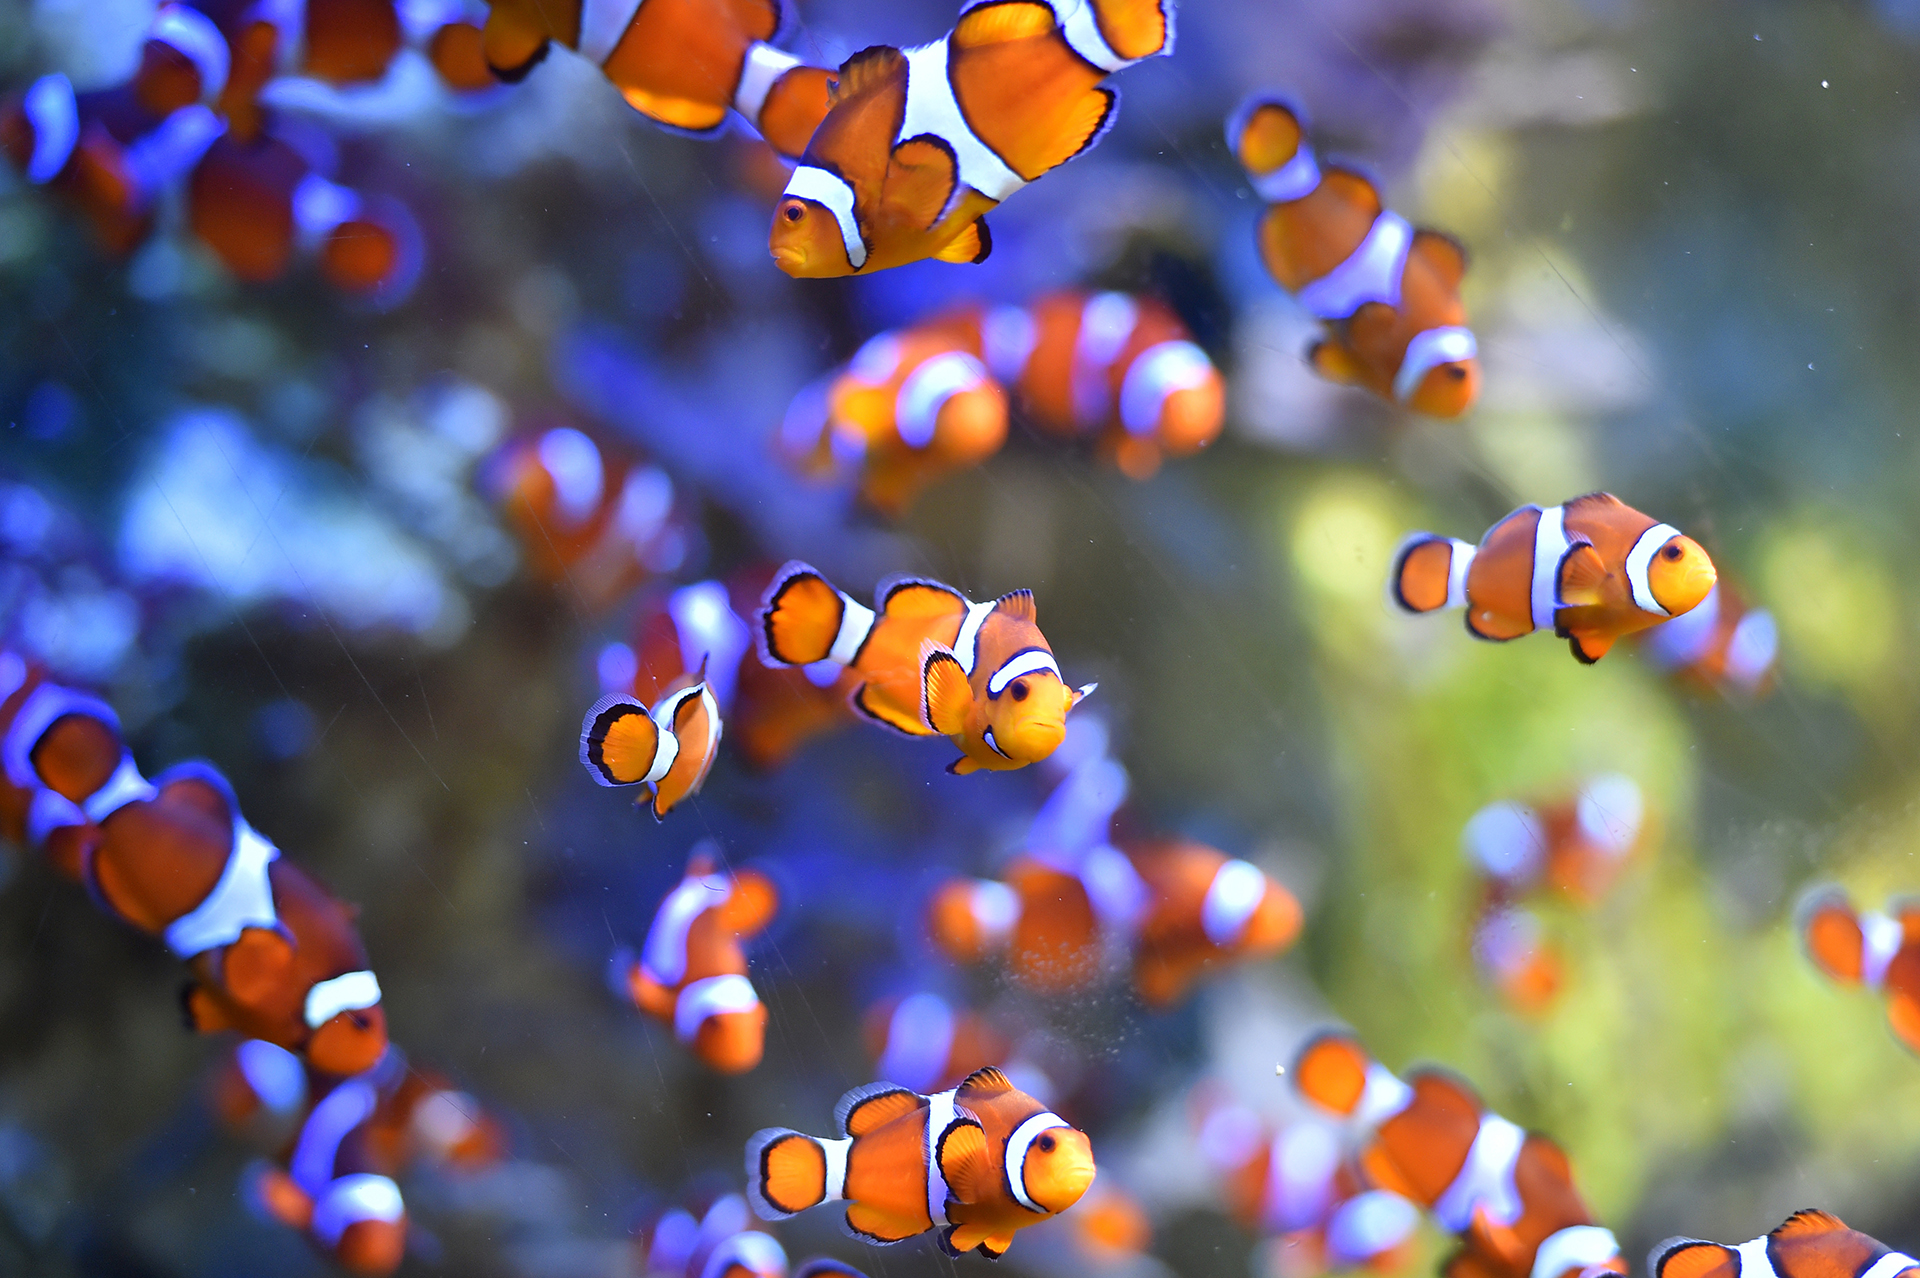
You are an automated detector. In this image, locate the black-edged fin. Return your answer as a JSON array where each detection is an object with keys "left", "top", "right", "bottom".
[
  {"left": 1567, "top": 632, "right": 1613, "bottom": 665},
  {"left": 994, "top": 588, "right": 1036, "bottom": 624},
  {"left": 834, "top": 1082, "right": 923, "bottom": 1138},
  {"left": 934, "top": 216, "right": 991, "bottom": 264},
  {"left": 1563, "top": 491, "right": 1625, "bottom": 515},
  {"left": 1771, "top": 1210, "right": 1848, "bottom": 1239},
  {"left": 1647, "top": 1240, "right": 1737, "bottom": 1278},
  {"left": 488, "top": 39, "right": 550, "bottom": 84},
  {"left": 921, "top": 643, "right": 973, "bottom": 737},
  {"left": 935, "top": 1226, "right": 966, "bottom": 1259},
  {"left": 1556, "top": 536, "right": 1608, "bottom": 608},
  {"left": 876, "top": 574, "right": 969, "bottom": 616},
  {"left": 851, "top": 684, "right": 937, "bottom": 737},
  {"left": 831, "top": 44, "right": 908, "bottom": 105},
  {"left": 957, "top": 1065, "right": 1015, "bottom": 1095},
  {"left": 893, "top": 136, "right": 964, "bottom": 231},
  {"left": 579, "top": 693, "right": 659, "bottom": 787}
]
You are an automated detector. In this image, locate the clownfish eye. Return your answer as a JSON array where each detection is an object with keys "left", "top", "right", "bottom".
[
  {"left": 1009, "top": 680, "right": 1028, "bottom": 702},
  {"left": 1662, "top": 542, "right": 1683, "bottom": 561},
  {"left": 1036, "top": 1133, "right": 1055, "bottom": 1152},
  {"left": 782, "top": 203, "right": 805, "bottom": 223},
  {"left": 1446, "top": 365, "right": 1466, "bottom": 380}
]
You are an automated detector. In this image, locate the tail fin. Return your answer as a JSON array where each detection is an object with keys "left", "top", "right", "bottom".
[
  {"left": 1796, "top": 884, "right": 1865, "bottom": 984},
  {"left": 1083, "top": 0, "right": 1175, "bottom": 63},
  {"left": 759, "top": 561, "right": 869, "bottom": 667},
  {"left": 1226, "top": 94, "right": 1318, "bottom": 202},
  {"left": 579, "top": 693, "right": 663, "bottom": 787},
  {"left": 746, "top": 1129, "right": 837, "bottom": 1219},
  {"left": 1390, "top": 534, "right": 1474, "bottom": 614},
  {"left": 1292, "top": 1030, "right": 1375, "bottom": 1116}
]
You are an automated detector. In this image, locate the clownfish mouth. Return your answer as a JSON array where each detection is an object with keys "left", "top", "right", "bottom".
[{"left": 772, "top": 244, "right": 806, "bottom": 274}]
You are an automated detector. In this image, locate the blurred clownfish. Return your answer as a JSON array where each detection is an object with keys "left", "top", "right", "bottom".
[
  {"left": 1226, "top": 94, "right": 1479, "bottom": 418},
  {"left": 1649, "top": 1212, "right": 1919, "bottom": 1278},
  {"left": 928, "top": 863, "right": 1105, "bottom": 994},
  {"left": 1129, "top": 841, "right": 1302, "bottom": 1008},
  {"left": 611, "top": 847, "right": 776, "bottom": 1073},
  {"left": 1636, "top": 583, "right": 1778, "bottom": 697},
  {"left": 780, "top": 320, "right": 1008, "bottom": 519},
  {"left": 863, "top": 992, "right": 1011, "bottom": 1096},
  {"left": 640, "top": 1193, "right": 801, "bottom": 1278},
  {"left": 1462, "top": 775, "right": 1650, "bottom": 908},
  {"left": 757, "top": 562, "right": 1093, "bottom": 774},
  {"left": 579, "top": 674, "right": 722, "bottom": 821},
  {"left": 1292, "top": 1032, "right": 1625, "bottom": 1278},
  {"left": 1798, "top": 886, "right": 1920, "bottom": 1055},
  {"left": 478, "top": 0, "right": 834, "bottom": 161},
  {"left": 981, "top": 291, "right": 1224, "bottom": 480},
  {"left": 1468, "top": 905, "right": 1564, "bottom": 1018},
  {"left": 747, "top": 1066, "right": 1095, "bottom": 1258},
  {"left": 1391, "top": 492, "right": 1717, "bottom": 664},
  {"left": 770, "top": 0, "right": 1174, "bottom": 277}
]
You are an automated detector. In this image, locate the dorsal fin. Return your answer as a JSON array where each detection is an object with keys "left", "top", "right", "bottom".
[
  {"left": 1650, "top": 1241, "right": 1734, "bottom": 1278},
  {"left": 953, "top": 0, "right": 1055, "bottom": 47},
  {"left": 994, "top": 588, "right": 1036, "bottom": 624},
  {"left": 831, "top": 45, "right": 906, "bottom": 106},
  {"left": 1563, "top": 491, "right": 1624, "bottom": 513},
  {"left": 957, "top": 1065, "right": 1015, "bottom": 1095},
  {"left": 835, "top": 1082, "right": 924, "bottom": 1137},
  {"left": 1772, "top": 1210, "right": 1848, "bottom": 1239},
  {"left": 1411, "top": 229, "right": 1469, "bottom": 290},
  {"left": 935, "top": 1119, "right": 993, "bottom": 1204}
]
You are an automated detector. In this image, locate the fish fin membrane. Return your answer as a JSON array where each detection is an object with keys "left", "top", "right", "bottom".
[
  {"left": 851, "top": 684, "right": 938, "bottom": 737},
  {"left": 842, "top": 1203, "right": 923, "bottom": 1244},
  {"left": 1562, "top": 491, "right": 1625, "bottom": 515},
  {"left": 580, "top": 694, "right": 660, "bottom": 787},
  {"left": 1410, "top": 228, "right": 1469, "bottom": 289},
  {"left": 934, "top": 1119, "right": 992, "bottom": 1204},
  {"left": 954, "top": 1, "right": 1056, "bottom": 47},
  {"left": 1771, "top": 1211, "right": 1849, "bottom": 1240},
  {"left": 832, "top": 44, "right": 907, "bottom": 106},
  {"left": 182, "top": 982, "right": 229, "bottom": 1033},
  {"left": 877, "top": 576, "right": 969, "bottom": 618},
  {"left": 920, "top": 643, "right": 972, "bottom": 736},
  {"left": 1567, "top": 633, "right": 1612, "bottom": 664},
  {"left": 1025, "top": 86, "right": 1117, "bottom": 178},
  {"left": 1292, "top": 1030, "right": 1372, "bottom": 1115},
  {"left": 994, "top": 588, "right": 1036, "bottom": 624},
  {"left": 480, "top": 9, "right": 550, "bottom": 83},
  {"left": 1464, "top": 606, "right": 1530, "bottom": 642},
  {"left": 1556, "top": 539, "right": 1609, "bottom": 607},
  {"left": 620, "top": 87, "right": 729, "bottom": 134},
  {"left": 1648, "top": 1240, "right": 1736, "bottom": 1278},
  {"left": 747, "top": 1129, "right": 827, "bottom": 1217},
  {"left": 934, "top": 216, "right": 992, "bottom": 264},
  {"left": 1390, "top": 535, "right": 1457, "bottom": 614},
  {"left": 1085, "top": 0, "right": 1173, "bottom": 61},
  {"left": 1308, "top": 338, "right": 1365, "bottom": 385},
  {"left": 759, "top": 65, "right": 836, "bottom": 159},
  {"left": 652, "top": 689, "right": 719, "bottom": 818},
  {"left": 835, "top": 1083, "right": 922, "bottom": 1137},
  {"left": 760, "top": 562, "right": 843, "bottom": 666},
  {"left": 889, "top": 137, "right": 963, "bottom": 229},
  {"left": 957, "top": 1065, "right": 1014, "bottom": 1095},
  {"left": 1231, "top": 96, "right": 1307, "bottom": 179},
  {"left": 946, "top": 754, "right": 981, "bottom": 775}
]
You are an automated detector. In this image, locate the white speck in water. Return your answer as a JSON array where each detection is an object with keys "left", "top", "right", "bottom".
[{"left": 1822, "top": 80, "right": 1830, "bottom": 88}]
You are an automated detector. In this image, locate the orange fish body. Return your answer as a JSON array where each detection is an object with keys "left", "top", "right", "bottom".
[
  {"left": 579, "top": 673, "right": 722, "bottom": 820},
  {"left": 748, "top": 1066, "right": 1095, "bottom": 1258},
  {"left": 1127, "top": 840, "right": 1302, "bottom": 1007},
  {"left": 1391, "top": 493, "right": 1717, "bottom": 664},
  {"left": 1637, "top": 583, "right": 1778, "bottom": 696},
  {"left": 1799, "top": 886, "right": 1920, "bottom": 1054},
  {"left": 758, "top": 562, "right": 1092, "bottom": 773},
  {"left": 770, "top": 0, "right": 1173, "bottom": 277},
  {"left": 1650, "top": 1212, "right": 1918, "bottom": 1278},
  {"left": 1227, "top": 96, "right": 1479, "bottom": 417},
  {"left": 478, "top": 0, "right": 834, "bottom": 159},
  {"left": 991, "top": 291, "right": 1224, "bottom": 480},
  {"left": 615, "top": 848, "right": 776, "bottom": 1073},
  {"left": 1464, "top": 776, "right": 1649, "bottom": 909},
  {"left": 928, "top": 862, "right": 1104, "bottom": 992},
  {"left": 864, "top": 992, "right": 1010, "bottom": 1095}
]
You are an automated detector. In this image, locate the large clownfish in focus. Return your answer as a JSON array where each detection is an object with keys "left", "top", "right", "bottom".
[
  {"left": 757, "top": 562, "right": 1093, "bottom": 774},
  {"left": 1649, "top": 1212, "right": 1918, "bottom": 1278},
  {"left": 1391, "top": 492, "right": 1716, "bottom": 663},
  {"left": 1798, "top": 886, "right": 1920, "bottom": 1055},
  {"left": 1227, "top": 94, "right": 1479, "bottom": 418},
  {"left": 770, "top": 0, "right": 1174, "bottom": 277}
]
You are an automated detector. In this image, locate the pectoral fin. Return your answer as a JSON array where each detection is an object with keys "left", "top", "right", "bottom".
[
  {"left": 933, "top": 216, "right": 991, "bottom": 264},
  {"left": 1556, "top": 539, "right": 1609, "bottom": 607},
  {"left": 935, "top": 1119, "right": 992, "bottom": 1204},
  {"left": 1308, "top": 338, "right": 1366, "bottom": 385},
  {"left": 920, "top": 642, "right": 973, "bottom": 736}
]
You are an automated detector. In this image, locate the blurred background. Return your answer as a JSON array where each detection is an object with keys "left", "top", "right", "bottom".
[{"left": 5, "top": 0, "right": 1920, "bottom": 1273}]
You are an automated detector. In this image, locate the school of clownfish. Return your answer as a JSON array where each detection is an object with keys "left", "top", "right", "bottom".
[{"left": 8, "top": 0, "right": 1913, "bottom": 1275}]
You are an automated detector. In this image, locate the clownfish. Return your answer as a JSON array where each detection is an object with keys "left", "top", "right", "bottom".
[
  {"left": 478, "top": 0, "right": 834, "bottom": 161},
  {"left": 1463, "top": 775, "right": 1649, "bottom": 907},
  {"left": 1, "top": 681, "right": 388, "bottom": 1075},
  {"left": 770, "top": 0, "right": 1174, "bottom": 277},
  {"left": 1798, "top": 886, "right": 1920, "bottom": 1055},
  {"left": 1226, "top": 95, "right": 1479, "bottom": 418},
  {"left": 981, "top": 291, "right": 1224, "bottom": 480},
  {"left": 863, "top": 992, "right": 1010, "bottom": 1096},
  {"left": 781, "top": 320, "right": 1008, "bottom": 519},
  {"left": 747, "top": 1066, "right": 1095, "bottom": 1258},
  {"left": 757, "top": 562, "right": 1093, "bottom": 774},
  {"left": 579, "top": 674, "right": 722, "bottom": 820},
  {"left": 1391, "top": 492, "right": 1717, "bottom": 664},
  {"left": 1292, "top": 1032, "right": 1624, "bottom": 1278},
  {"left": 611, "top": 847, "right": 776, "bottom": 1073},
  {"left": 928, "top": 860, "right": 1108, "bottom": 993},
  {"left": 1129, "top": 841, "right": 1302, "bottom": 1008},
  {"left": 1638, "top": 583, "right": 1778, "bottom": 697},
  {"left": 1650, "top": 1213, "right": 1919, "bottom": 1278},
  {"left": 642, "top": 1193, "right": 796, "bottom": 1278},
  {"left": 484, "top": 426, "right": 682, "bottom": 611},
  {"left": 209, "top": 1038, "right": 311, "bottom": 1134},
  {"left": 1469, "top": 905, "right": 1564, "bottom": 1017}
]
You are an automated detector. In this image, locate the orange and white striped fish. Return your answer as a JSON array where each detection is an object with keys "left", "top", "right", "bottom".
[
  {"left": 1798, "top": 886, "right": 1920, "bottom": 1055},
  {"left": 580, "top": 673, "right": 722, "bottom": 820},
  {"left": 747, "top": 1066, "right": 1095, "bottom": 1258},
  {"left": 1129, "top": 840, "right": 1302, "bottom": 1007},
  {"left": 1292, "top": 1032, "right": 1624, "bottom": 1278},
  {"left": 1637, "top": 583, "right": 1778, "bottom": 697},
  {"left": 1468, "top": 905, "right": 1564, "bottom": 1017},
  {"left": 982, "top": 290, "right": 1224, "bottom": 480},
  {"left": 1390, "top": 493, "right": 1717, "bottom": 664},
  {"left": 478, "top": 0, "right": 834, "bottom": 160},
  {"left": 1650, "top": 1213, "right": 1919, "bottom": 1278},
  {"left": 1463, "top": 775, "right": 1649, "bottom": 907},
  {"left": 757, "top": 562, "right": 1092, "bottom": 774},
  {"left": 1227, "top": 95, "right": 1479, "bottom": 418},
  {"left": 770, "top": 0, "right": 1174, "bottom": 277}
]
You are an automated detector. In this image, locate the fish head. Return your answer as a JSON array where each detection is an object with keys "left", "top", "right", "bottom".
[
  {"left": 1019, "top": 1124, "right": 1096, "bottom": 1215},
  {"left": 983, "top": 670, "right": 1073, "bottom": 766},
  {"left": 1647, "top": 534, "right": 1716, "bottom": 618},
  {"left": 307, "top": 1000, "right": 389, "bottom": 1077},
  {"left": 333, "top": 1215, "right": 408, "bottom": 1275},
  {"left": 1403, "top": 357, "right": 1480, "bottom": 418},
  {"left": 1240, "top": 881, "right": 1304, "bottom": 955},
  {"left": 770, "top": 194, "right": 857, "bottom": 278},
  {"left": 692, "top": 1005, "right": 767, "bottom": 1074}
]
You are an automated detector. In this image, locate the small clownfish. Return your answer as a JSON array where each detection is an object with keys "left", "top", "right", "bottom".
[
  {"left": 483, "top": 426, "right": 683, "bottom": 610},
  {"left": 757, "top": 562, "right": 1093, "bottom": 774},
  {"left": 1064, "top": 1184, "right": 1153, "bottom": 1260},
  {"left": 1469, "top": 905, "right": 1564, "bottom": 1018},
  {"left": 1391, "top": 492, "right": 1717, "bottom": 664},
  {"left": 1128, "top": 841, "right": 1302, "bottom": 1008},
  {"left": 612, "top": 847, "right": 777, "bottom": 1073},
  {"left": 863, "top": 992, "right": 1011, "bottom": 1096},
  {"left": 927, "top": 861, "right": 1105, "bottom": 993},
  {"left": 981, "top": 291, "right": 1224, "bottom": 481},
  {"left": 1226, "top": 95, "right": 1479, "bottom": 418},
  {"left": 1637, "top": 583, "right": 1778, "bottom": 698},
  {"left": 478, "top": 0, "right": 834, "bottom": 161},
  {"left": 579, "top": 672, "right": 723, "bottom": 821},
  {"left": 780, "top": 320, "right": 1009, "bottom": 519},
  {"left": 747, "top": 1066, "right": 1096, "bottom": 1259},
  {"left": 1292, "top": 1032, "right": 1624, "bottom": 1278},
  {"left": 641, "top": 1193, "right": 812, "bottom": 1278},
  {"left": 769, "top": 0, "right": 1174, "bottom": 278},
  {"left": 1798, "top": 886, "right": 1920, "bottom": 1055},
  {"left": 1650, "top": 1213, "right": 1920, "bottom": 1278},
  {"left": 1463, "top": 775, "right": 1650, "bottom": 907}
]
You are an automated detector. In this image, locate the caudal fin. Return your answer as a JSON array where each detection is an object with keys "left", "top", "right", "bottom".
[
  {"left": 579, "top": 693, "right": 663, "bottom": 787},
  {"left": 1292, "top": 1030, "right": 1375, "bottom": 1116},
  {"left": 1226, "top": 94, "right": 1317, "bottom": 202},
  {"left": 1390, "top": 534, "right": 1475, "bottom": 614},
  {"left": 746, "top": 1128, "right": 835, "bottom": 1219},
  {"left": 759, "top": 561, "right": 861, "bottom": 667},
  {"left": 1796, "top": 884, "right": 1865, "bottom": 984}
]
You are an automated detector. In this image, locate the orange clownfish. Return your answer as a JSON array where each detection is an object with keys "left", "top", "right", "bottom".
[
  {"left": 928, "top": 861, "right": 1107, "bottom": 993},
  {"left": 579, "top": 675, "right": 722, "bottom": 820},
  {"left": 1292, "top": 1032, "right": 1624, "bottom": 1278},
  {"left": 1798, "top": 886, "right": 1920, "bottom": 1055},
  {"left": 863, "top": 992, "right": 1010, "bottom": 1096},
  {"left": 757, "top": 562, "right": 1093, "bottom": 774},
  {"left": 983, "top": 291, "right": 1224, "bottom": 480},
  {"left": 1468, "top": 905, "right": 1564, "bottom": 1017},
  {"left": 747, "top": 1066, "right": 1095, "bottom": 1258},
  {"left": 1637, "top": 583, "right": 1778, "bottom": 697},
  {"left": 1391, "top": 492, "right": 1717, "bottom": 664},
  {"left": 1128, "top": 840, "right": 1302, "bottom": 1008},
  {"left": 1227, "top": 95, "right": 1479, "bottom": 418},
  {"left": 770, "top": 0, "right": 1174, "bottom": 278},
  {"left": 1650, "top": 1213, "right": 1919, "bottom": 1278},
  {"left": 612, "top": 847, "right": 776, "bottom": 1073},
  {"left": 478, "top": 0, "right": 834, "bottom": 161},
  {"left": 1463, "top": 775, "right": 1649, "bottom": 908},
  {"left": 781, "top": 321, "right": 1008, "bottom": 518}
]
